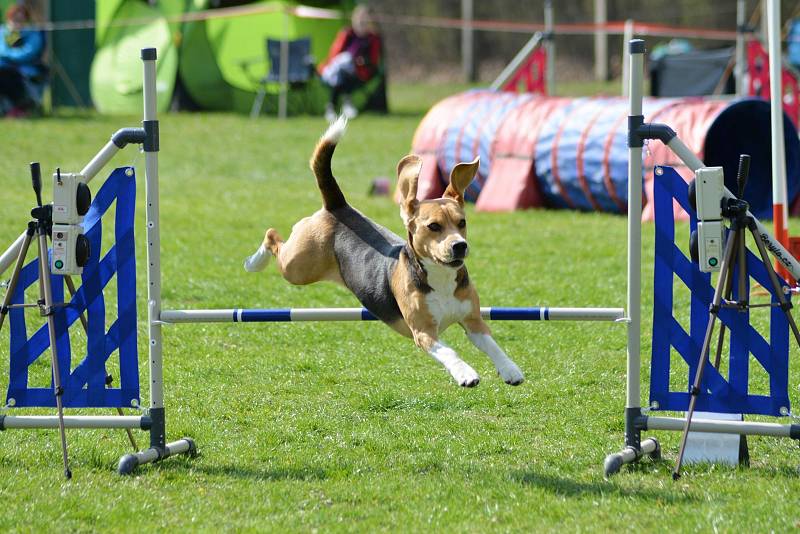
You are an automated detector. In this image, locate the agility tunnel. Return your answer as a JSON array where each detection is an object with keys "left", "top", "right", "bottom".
[{"left": 411, "top": 90, "right": 800, "bottom": 220}]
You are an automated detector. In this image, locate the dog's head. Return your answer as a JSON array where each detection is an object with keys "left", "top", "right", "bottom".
[{"left": 397, "top": 154, "right": 478, "bottom": 269}]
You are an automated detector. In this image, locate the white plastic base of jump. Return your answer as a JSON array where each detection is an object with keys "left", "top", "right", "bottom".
[
  {"left": 682, "top": 412, "right": 744, "bottom": 465},
  {"left": 604, "top": 411, "right": 799, "bottom": 476}
]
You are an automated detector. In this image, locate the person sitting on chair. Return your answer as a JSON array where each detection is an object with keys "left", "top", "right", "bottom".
[
  {"left": 0, "top": 4, "right": 45, "bottom": 117},
  {"left": 319, "top": 5, "right": 382, "bottom": 122}
]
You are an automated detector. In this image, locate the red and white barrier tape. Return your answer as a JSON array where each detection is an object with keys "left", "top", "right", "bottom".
[{"left": 22, "top": 5, "right": 748, "bottom": 43}]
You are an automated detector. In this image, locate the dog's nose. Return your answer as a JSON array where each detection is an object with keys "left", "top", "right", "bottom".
[{"left": 452, "top": 241, "right": 468, "bottom": 259}]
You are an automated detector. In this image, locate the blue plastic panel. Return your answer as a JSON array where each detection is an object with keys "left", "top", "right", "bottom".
[
  {"left": 7, "top": 167, "right": 139, "bottom": 409},
  {"left": 649, "top": 166, "right": 790, "bottom": 416}
]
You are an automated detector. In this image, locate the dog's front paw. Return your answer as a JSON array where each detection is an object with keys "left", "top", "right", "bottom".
[
  {"left": 451, "top": 361, "right": 480, "bottom": 387},
  {"left": 497, "top": 361, "right": 524, "bottom": 386}
]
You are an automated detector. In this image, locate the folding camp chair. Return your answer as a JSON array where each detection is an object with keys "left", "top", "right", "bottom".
[{"left": 250, "top": 37, "right": 314, "bottom": 118}]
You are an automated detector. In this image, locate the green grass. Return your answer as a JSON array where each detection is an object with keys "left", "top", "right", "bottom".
[{"left": 0, "top": 85, "right": 799, "bottom": 532}]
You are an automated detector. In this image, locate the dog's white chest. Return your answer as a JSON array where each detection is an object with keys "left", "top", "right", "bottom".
[{"left": 422, "top": 260, "right": 472, "bottom": 332}]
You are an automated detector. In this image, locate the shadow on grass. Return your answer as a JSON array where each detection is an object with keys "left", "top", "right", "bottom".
[
  {"left": 156, "top": 461, "right": 329, "bottom": 482},
  {"left": 747, "top": 464, "right": 800, "bottom": 478},
  {"left": 510, "top": 469, "right": 699, "bottom": 504}
]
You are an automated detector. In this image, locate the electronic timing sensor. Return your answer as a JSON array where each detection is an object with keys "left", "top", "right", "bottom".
[
  {"left": 689, "top": 167, "right": 725, "bottom": 273},
  {"left": 51, "top": 170, "right": 91, "bottom": 275}
]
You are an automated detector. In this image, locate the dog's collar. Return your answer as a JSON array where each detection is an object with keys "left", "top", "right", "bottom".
[
  {"left": 455, "top": 264, "right": 469, "bottom": 290},
  {"left": 402, "top": 241, "right": 432, "bottom": 293}
]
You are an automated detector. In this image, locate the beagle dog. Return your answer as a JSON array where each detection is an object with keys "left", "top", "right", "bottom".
[{"left": 244, "top": 118, "right": 523, "bottom": 387}]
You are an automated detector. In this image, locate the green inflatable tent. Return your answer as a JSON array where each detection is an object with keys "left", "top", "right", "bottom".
[
  {"left": 91, "top": 0, "right": 349, "bottom": 115},
  {"left": 91, "top": 0, "right": 182, "bottom": 114}
]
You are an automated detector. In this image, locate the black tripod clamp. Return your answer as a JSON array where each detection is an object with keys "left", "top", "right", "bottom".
[
  {"left": 28, "top": 163, "right": 53, "bottom": 238},
  {"left": 721, "top": 154, "right": 752, "bottom": 225}
]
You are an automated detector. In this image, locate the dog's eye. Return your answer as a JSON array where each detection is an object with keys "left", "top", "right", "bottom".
[
  {"left": 427, "top": 222, "right": 442, "bottom": 232},
  {"left": 458, "top": 219, "right": 466, "bottom": 229}
]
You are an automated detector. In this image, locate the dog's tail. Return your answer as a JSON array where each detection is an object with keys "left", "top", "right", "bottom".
[{"left": 310, "top": 116, "right": 348, "bottom": 211}]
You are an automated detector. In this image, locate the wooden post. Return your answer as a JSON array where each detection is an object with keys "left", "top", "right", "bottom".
[
  {"left": 735, "top": 0, "right": 746, "bottom": 97},
  {"left": 544, "top": 0, "right": 555, "bottom": 94},
  {"left": 461, "top": 0, "right": 476, "bottom": 83},
  {"left": 594, "top": 0, "right": 608, "bottom": 81}
]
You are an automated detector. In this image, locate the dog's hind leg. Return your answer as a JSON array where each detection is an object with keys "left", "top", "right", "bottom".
[
  {"left": 243, "top": 229, "right": 276, "bottom": 272},
  {"left": 259, "top": 214, "right": 340, "bottom": 285}
]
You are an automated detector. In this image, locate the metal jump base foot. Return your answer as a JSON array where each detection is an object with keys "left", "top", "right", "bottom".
[
  {"left": 117, "top": 437, "right": 197, "bottom": 475},
  {"left": 604, "top": 413, "right": 800, "bottom": 477},
  {"left": 603, "top": 438, "right": 661, "bottom": 477}
]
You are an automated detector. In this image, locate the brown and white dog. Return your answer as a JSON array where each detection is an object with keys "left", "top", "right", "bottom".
[{"left": 244, "top": 118, "right": 523, "bottom": 387}]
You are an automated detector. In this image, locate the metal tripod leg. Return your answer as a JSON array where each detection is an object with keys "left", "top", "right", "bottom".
[
  {"left": 748, "top": 221, "right": 800, "bottom": 347},
  {"left": 0, "top": 223, "right": 35, "bottom": 334},
  {"left": 712, "top": 228, "right": 750, "bottom": 367},
  {"left": 36, "top": 228, "right": 71, "bottom": 479},
  {"left": 673, "top": 224, "right": 742, "bottom": 480},
  {"left": 106, "top": 374, "right": 139, "bottom": 451},
  {"left": 63, "top": 276, "right": 87, "bottom": 332},
  {"left": 712, "top": 231, "right": 739, "bottom": 369},
  {"left": 709, "top": 229, "right": 750, "bottom": 466}
]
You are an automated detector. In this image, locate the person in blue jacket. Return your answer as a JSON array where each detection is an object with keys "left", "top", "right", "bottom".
[{"left": 0, "top": 4, "right": 45, "bottom": 116}]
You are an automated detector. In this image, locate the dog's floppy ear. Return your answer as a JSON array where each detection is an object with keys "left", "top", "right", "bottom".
[
  {"left": 397, "top": 154, "right": 422, "bottom": 224},
  {"left": 444, "top": 157, "right": 479, "bottom": 205}
]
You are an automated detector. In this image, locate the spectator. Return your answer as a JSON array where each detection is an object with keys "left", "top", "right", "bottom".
[
  {"left": 319, "top": 5, "right": 382, "bottom": 122},
  {"left": 0, "top": 4, "right": 45, "bottom": 117}
]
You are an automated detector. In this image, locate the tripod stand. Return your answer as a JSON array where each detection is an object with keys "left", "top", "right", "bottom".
[
  {"left": 0, "top": 163, "right": 71, "bottom": 479},
  {"left": 673, "top": 156, "right": 800, "bottom": 480}
]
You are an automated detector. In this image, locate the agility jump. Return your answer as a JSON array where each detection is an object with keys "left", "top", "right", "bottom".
[
  {"left": 0, "top": 49, "right": 194, "bottom": 476},
  {"left": 603, "top": 39, "right": 800, "bottom": 478},
  {"left": 0, "top": 48, "right": 627, "bottom": 475},
  {"left": 5, "top": 41, "right": 796, "bottom": 479}
]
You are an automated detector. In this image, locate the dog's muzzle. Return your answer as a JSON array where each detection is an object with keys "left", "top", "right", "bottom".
[
  {"left": 445, "top": 241, "right": 468, "bottom": 268},
  {"left": 451, "top": 241, "right": 468, "bottom": 260}
]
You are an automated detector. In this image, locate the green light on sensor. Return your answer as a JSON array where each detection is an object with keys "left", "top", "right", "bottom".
[
  {"left": 55, "top": 260, "right": 64, "bottom": 269},
  {"left": 709, "top": 258, "right": 718, "bottom": 267}
]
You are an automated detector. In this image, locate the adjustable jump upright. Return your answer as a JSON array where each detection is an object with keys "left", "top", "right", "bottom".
[
  {"left": 0, "top": 48, "right": 196, "bottom": 476},
  {"left": 604, "top": 39, "right": 800, "bottom": 476},
  {"left": 116, "top": 48, "right": 196, "bottom": 475}
]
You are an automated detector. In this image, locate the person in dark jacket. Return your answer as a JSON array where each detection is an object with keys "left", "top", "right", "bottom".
[
  {"left": 0, "top": 4, "right": 45, "bottom": 117},
  {"left": 319, "top": 5, "right": 382, "bottom": 122}
]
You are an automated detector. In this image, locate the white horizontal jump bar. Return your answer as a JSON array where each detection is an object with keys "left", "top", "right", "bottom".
[
  {"left": 1, "top": 415, "right": 146, "bottom": 430},
  {"left": 646, "top": 416, "right": 798, "bottom": 438},
  {"left": 159, "top": 307, "right": 625, "bottom": 324}
]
